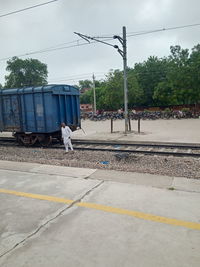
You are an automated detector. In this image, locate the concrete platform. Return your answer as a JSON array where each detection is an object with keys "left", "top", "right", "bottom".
[{"left": 0, "top": 161, "right": 200, "bottom": 267}]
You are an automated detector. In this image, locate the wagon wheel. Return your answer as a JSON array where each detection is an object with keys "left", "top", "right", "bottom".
[
  {"left": 16, "top": 136, "right": 25, "bottom": 146},
  {"left": 29, "top": 135, "right": 38, "bottom": 146},
  {"left": 39, "top": 135, "right": 52, "bottom": 147},
  {"left": 16, "top": 134, "right": 37, "bottom": 146}
]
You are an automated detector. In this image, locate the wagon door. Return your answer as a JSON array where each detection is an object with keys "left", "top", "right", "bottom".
[{"left": 3, "top": 95, "right": 21, "bottom": 132}]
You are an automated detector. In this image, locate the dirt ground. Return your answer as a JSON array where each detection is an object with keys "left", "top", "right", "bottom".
[{"left": 72, "top": 119, "right": 200, "bottom": 143}]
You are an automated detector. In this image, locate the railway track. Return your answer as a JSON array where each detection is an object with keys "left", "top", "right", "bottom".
[
  {"left": 1, "top": 137, "right": 200, "bottom": 158},
  {"left": 0, "top": 137, "right": 17, "bottom": 145},
  {"left": 72, "top": 139, "right": 200, "bottom": 157}
]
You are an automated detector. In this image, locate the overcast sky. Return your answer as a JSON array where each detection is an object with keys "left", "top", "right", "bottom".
[{"left": 0, "top": 0, "right": 200, "bottom": 86}]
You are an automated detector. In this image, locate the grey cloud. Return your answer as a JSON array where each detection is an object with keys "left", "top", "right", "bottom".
[{"left": 0, "top": 0, "right": 200, "bottom": 85}]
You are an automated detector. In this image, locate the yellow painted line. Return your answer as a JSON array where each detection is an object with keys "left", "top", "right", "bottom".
[
  {"left": 0, "top": 188, "right": 73, "bottom": 205},
  {"left": 1, "top": 188, "right": 200, "bottom": 231},
  {"left": 78, "top": 202, "right": 200, "bottom": 230}
]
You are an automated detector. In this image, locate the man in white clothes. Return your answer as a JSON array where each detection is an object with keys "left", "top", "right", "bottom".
[{"left": 61, "top": 123, "right": 74, "bottom": 153}]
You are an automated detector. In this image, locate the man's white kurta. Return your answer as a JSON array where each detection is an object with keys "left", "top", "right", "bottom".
[
  {"left": 61, "top": 126, "right": 73, "bottom": 152},
  {"left": 61, "top": 126, "right": 72, "bottom": 141}
]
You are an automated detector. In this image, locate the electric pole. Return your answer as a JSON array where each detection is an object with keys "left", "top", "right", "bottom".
[
  {"left": 113, "top": 26, "right": 128, "bottom": 134},
  {"left": 122, "top": 26, "right": 128, "bottom": 134},
  {"left": 74, "top": 26, "right": 129, "bottom": 133},
  {"left": 92, "top": 73, "right": 96, "bottom": 114}
]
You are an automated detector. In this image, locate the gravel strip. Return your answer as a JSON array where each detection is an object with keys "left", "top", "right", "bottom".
[{"left": 0, "top": 146, "right": 199, "bottom": 179}]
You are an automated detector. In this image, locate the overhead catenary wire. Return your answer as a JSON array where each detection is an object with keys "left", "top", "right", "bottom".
[
  {"left": 34, "top": 39, "right": 82, "bottom": 51},
  {"left": 127, "top": 22, "right": 200, "bottom": 37},
  {"left": 88, "top": 22, "right": 200, "bottom": 39},
  {"left": 49, "top": 72, "right": 106, "bottom": 81},
  {"left": 0, "top": 22, "right": 200, "bottom": 62},
  {"left": 0, "top": 41, "right": 93, "bottom": 62},
  {"left": 0, "top": 0, "right": 59, "bottom": 18},
  {"left": 49, "top": 74, "right": 106, "bottom": 83},
  {"left": 0, "top": 38, "right": 115, "bottom": 62}
]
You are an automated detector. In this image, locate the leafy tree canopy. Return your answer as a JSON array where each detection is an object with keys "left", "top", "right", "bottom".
[
  {"left": 4, "top": 57, "right": 48, "bottom": 88},
  {"left": 80, "top": 43, "right": 200, "bottom": 110},
  {"left": 78, "top": 79, "right": 93, "bottom": 90}
]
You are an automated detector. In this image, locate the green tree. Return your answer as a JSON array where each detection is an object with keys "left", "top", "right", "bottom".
[
  {"left": 188, "top": 44, "right": 200, "bottom": 103},
  {"left": 159, "top": 45, "right": 199, "bottom": 105},
  {"left": 78, "top": 79, "right": 93, "bottom": 90},
  {"left": 127, "top": 69, "right": 144, "bottom": 107},
  {"left": 80, "top": 79, "right": 106, "bottom": 107},
  {"left": 90, "top": 69, "right": 144, "bottom": 110},
  {"left": 134, "top": 56, "right": 169, "bottom": 106},
  {"left": 80, "top": 90, "right": 92, "bottom": 104},
  {"left": 167, "top": 45, "right": 191, "bottom": 104},
  {"left": 153, "top": 81, "right": 178, "bottom": 106},
  {"left": 5, "top": 57, "right": 48, "bottom": 88},
  {"left": 71, "top": 43, "right": 200, "bottom": 109},
  {"left": 102, "top": 70, "right": 124, "bottom": 110}
]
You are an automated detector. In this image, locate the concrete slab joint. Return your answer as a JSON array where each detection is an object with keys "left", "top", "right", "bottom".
[{"left": 0, "top": 180, "right": 104, "bottom": 259}]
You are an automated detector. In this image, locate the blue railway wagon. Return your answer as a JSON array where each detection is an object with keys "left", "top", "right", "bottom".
[{"left": 0, "top": 84, "right": 80, "bottom": 145}]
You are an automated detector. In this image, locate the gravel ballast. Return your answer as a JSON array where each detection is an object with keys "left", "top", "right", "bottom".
[{"left": 0, "top": 146, "right": 200, "bottom": 179}]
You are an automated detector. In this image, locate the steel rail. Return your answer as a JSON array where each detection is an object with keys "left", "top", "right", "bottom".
[
  {"left": 0, "top": 137, "right": 200, "bottom": 157},
  {"left": 71, "top": 146, "right": 200, "bottom": 158},
  {"left": 72, "top": 139, "right": 200, "bottom": 149}
]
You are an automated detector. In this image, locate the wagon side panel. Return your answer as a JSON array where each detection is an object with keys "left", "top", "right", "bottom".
[
  {"left": 52, "top": 85, "right": 81, "bottom": 131},
  {"left": 0, "top": 91, "right": 21, "bottom": 132}
]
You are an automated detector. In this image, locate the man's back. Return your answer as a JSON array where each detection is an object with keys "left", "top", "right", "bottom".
[{"left": 62, "top": 126, "right": 72, "bottom": 139}]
